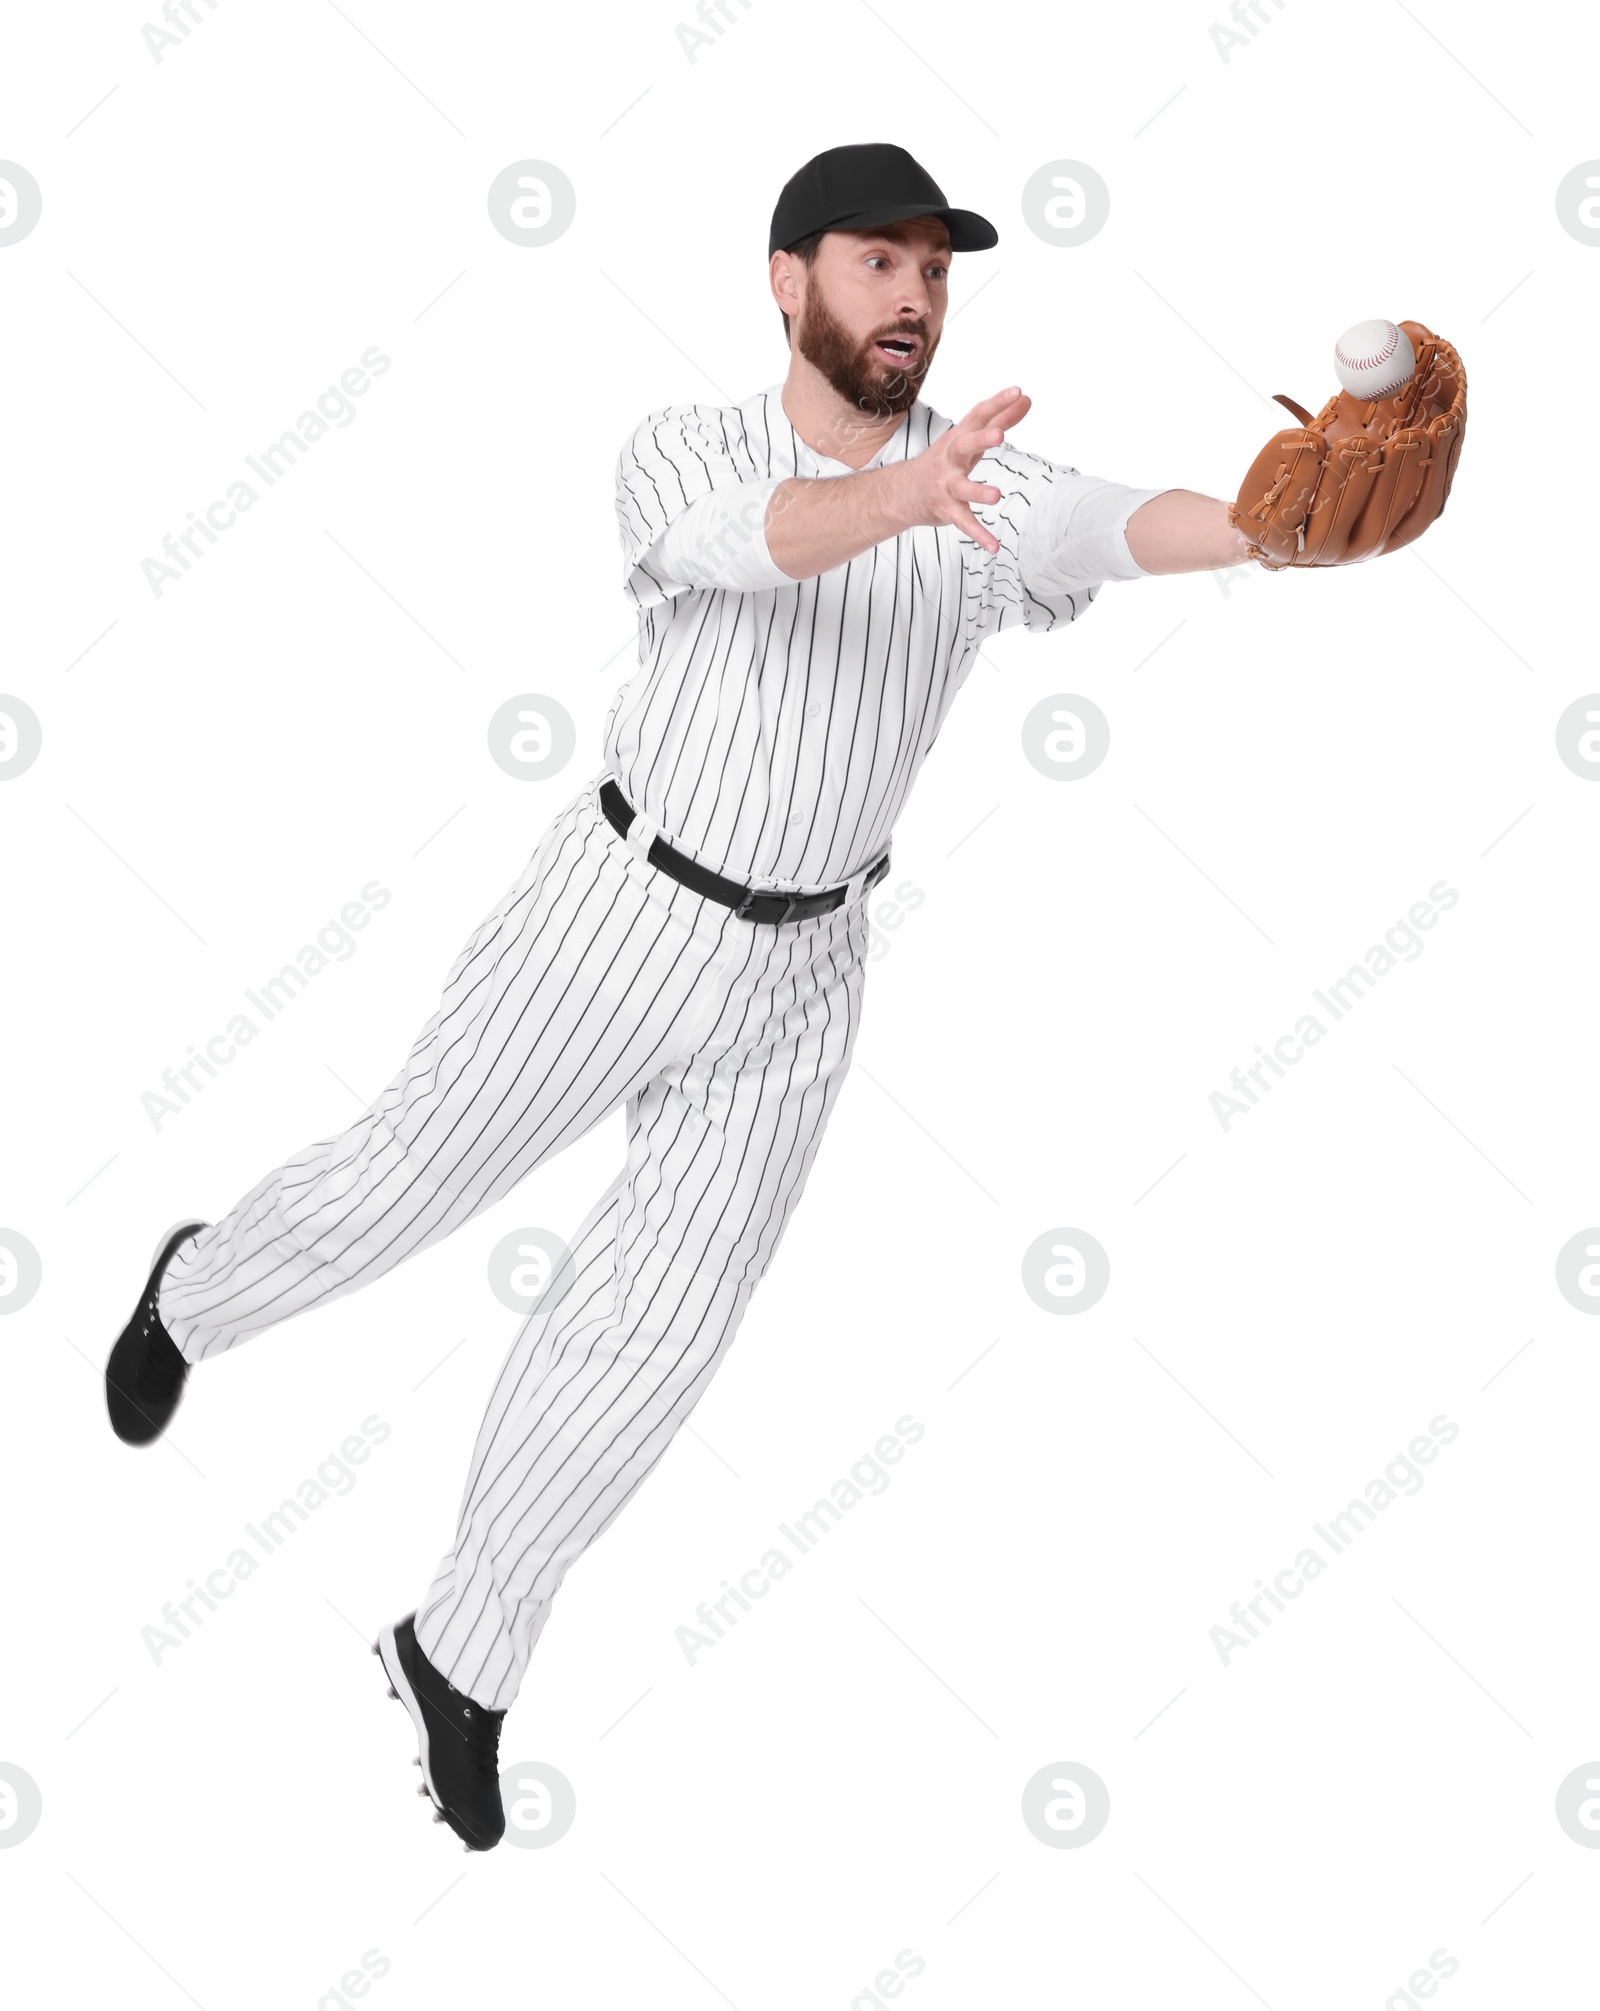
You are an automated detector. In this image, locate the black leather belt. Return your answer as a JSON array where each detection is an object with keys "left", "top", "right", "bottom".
[{"left": 600, "top": 778, "right": 888, "bottom": 926}]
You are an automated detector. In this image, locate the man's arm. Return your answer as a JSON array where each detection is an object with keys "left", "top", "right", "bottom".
[
  {"left": 766, "top": 392, "right": 1253, "bottom": 582},
  {"left": 765, "top": 388, "right": 1032, "bottom": 580},
  {"left": 1124, "top": 489, "right": 1253, "bottom": 572}
]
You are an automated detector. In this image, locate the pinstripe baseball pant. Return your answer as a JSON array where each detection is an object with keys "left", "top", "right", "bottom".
[{"left": 158, "top": 772, "right": 872, "bottom": 1708}]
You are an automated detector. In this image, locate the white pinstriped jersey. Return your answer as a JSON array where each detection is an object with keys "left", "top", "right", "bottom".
[{"left": 608, "top": 386, "right": 1158, "bottom": 890}]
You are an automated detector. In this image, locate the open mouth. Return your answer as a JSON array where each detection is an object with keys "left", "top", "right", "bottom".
[{"left": 873, "top": 334, "right": 922, "bottom": 366}]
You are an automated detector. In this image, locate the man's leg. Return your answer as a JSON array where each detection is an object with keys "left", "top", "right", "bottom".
[
  {"left": 157, "top": 778, "right": 736, "bottom": 1365},
  {"left": 413, "top": 893, "right": 869, "bottom": 1710}
]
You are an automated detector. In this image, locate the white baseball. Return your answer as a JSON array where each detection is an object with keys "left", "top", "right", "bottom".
[{"left": 1333, "top": 318, "right": 1416, "bottom": 401}]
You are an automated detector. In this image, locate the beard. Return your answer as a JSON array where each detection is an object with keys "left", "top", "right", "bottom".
[{"left": 795, "top": 277, "right": 939, "bottom": 420}]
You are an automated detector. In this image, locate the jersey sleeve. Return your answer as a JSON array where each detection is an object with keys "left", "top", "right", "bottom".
[
  {"left": 966, "top": 441, "right": 1163, "bottom": 637},
  {"left": 614, "top": 406, "right": 783, "bottom": 609}
]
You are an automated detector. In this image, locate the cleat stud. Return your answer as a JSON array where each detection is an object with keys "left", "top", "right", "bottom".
[
  {"left": 432, "top": 1811, "right": 445, "bottom": 1823},
  {"left": 417, "top": 1784, "right": 430, "bottom": 1796},
  {"left": 387, "top": 1687, "right": 399, "bottom": 1699}
]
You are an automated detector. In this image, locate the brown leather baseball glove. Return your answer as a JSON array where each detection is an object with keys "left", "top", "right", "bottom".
[{"left": 1229, "top": 321, "right": 1467, "bottom": 569}]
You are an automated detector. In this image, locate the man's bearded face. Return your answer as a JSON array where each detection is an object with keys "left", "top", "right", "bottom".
[{"left": 795, "top": 266, "right": 941, "bottom": 419}]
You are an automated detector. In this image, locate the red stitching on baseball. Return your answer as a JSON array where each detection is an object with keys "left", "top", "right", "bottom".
[{"left": 1337, "top": 327, "right": 1399, "bottom": 371}]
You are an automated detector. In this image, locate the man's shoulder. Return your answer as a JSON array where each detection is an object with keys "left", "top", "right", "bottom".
[
  {"left": 971, "top": 431, "right": 1077, "bottom": 486},
  {"left": 617, "top": 390, "right": 777, "bottom": 469}
]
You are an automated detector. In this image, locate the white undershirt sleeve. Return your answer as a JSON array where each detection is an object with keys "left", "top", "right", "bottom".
[
  {"left": 1019, "top": 472, "right": 1166, "bottom": 599},
  {"left": 640, "top": 478, "right": 791, "bottom": 596}
]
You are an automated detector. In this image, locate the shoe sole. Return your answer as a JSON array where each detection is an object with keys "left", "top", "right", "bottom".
[
  {"left": 373, "top": 1623, "right": 494, "bottom": 1853},
  {"left": 106, "top": 1221, "right": 211, "bottom": 1447}
]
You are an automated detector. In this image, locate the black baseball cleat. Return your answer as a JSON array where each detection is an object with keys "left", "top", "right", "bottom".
[
  {"left": 374, "top": 1613, "right": 506, "bottom": 1852},
  {"left": 105, "top": 1220, "right": 209, "bottom": 1446}
]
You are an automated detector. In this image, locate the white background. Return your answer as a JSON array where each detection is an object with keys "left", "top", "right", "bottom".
[{"left": 2, "top": 0, "right": 1596, "bottom": 2005}]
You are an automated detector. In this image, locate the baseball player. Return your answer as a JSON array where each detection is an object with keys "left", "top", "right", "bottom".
[{"left": 105, "top": 142, "right": 1465, "bottom": 1851}]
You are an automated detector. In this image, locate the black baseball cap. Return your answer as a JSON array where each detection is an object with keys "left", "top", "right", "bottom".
[{"left": 768, "top": 142, "right": 998, "bottom": 258}]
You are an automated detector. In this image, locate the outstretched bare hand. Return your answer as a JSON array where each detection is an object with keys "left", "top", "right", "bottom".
[{"left": 903, "top": 387, "right": 1032, "bottom": 553}]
